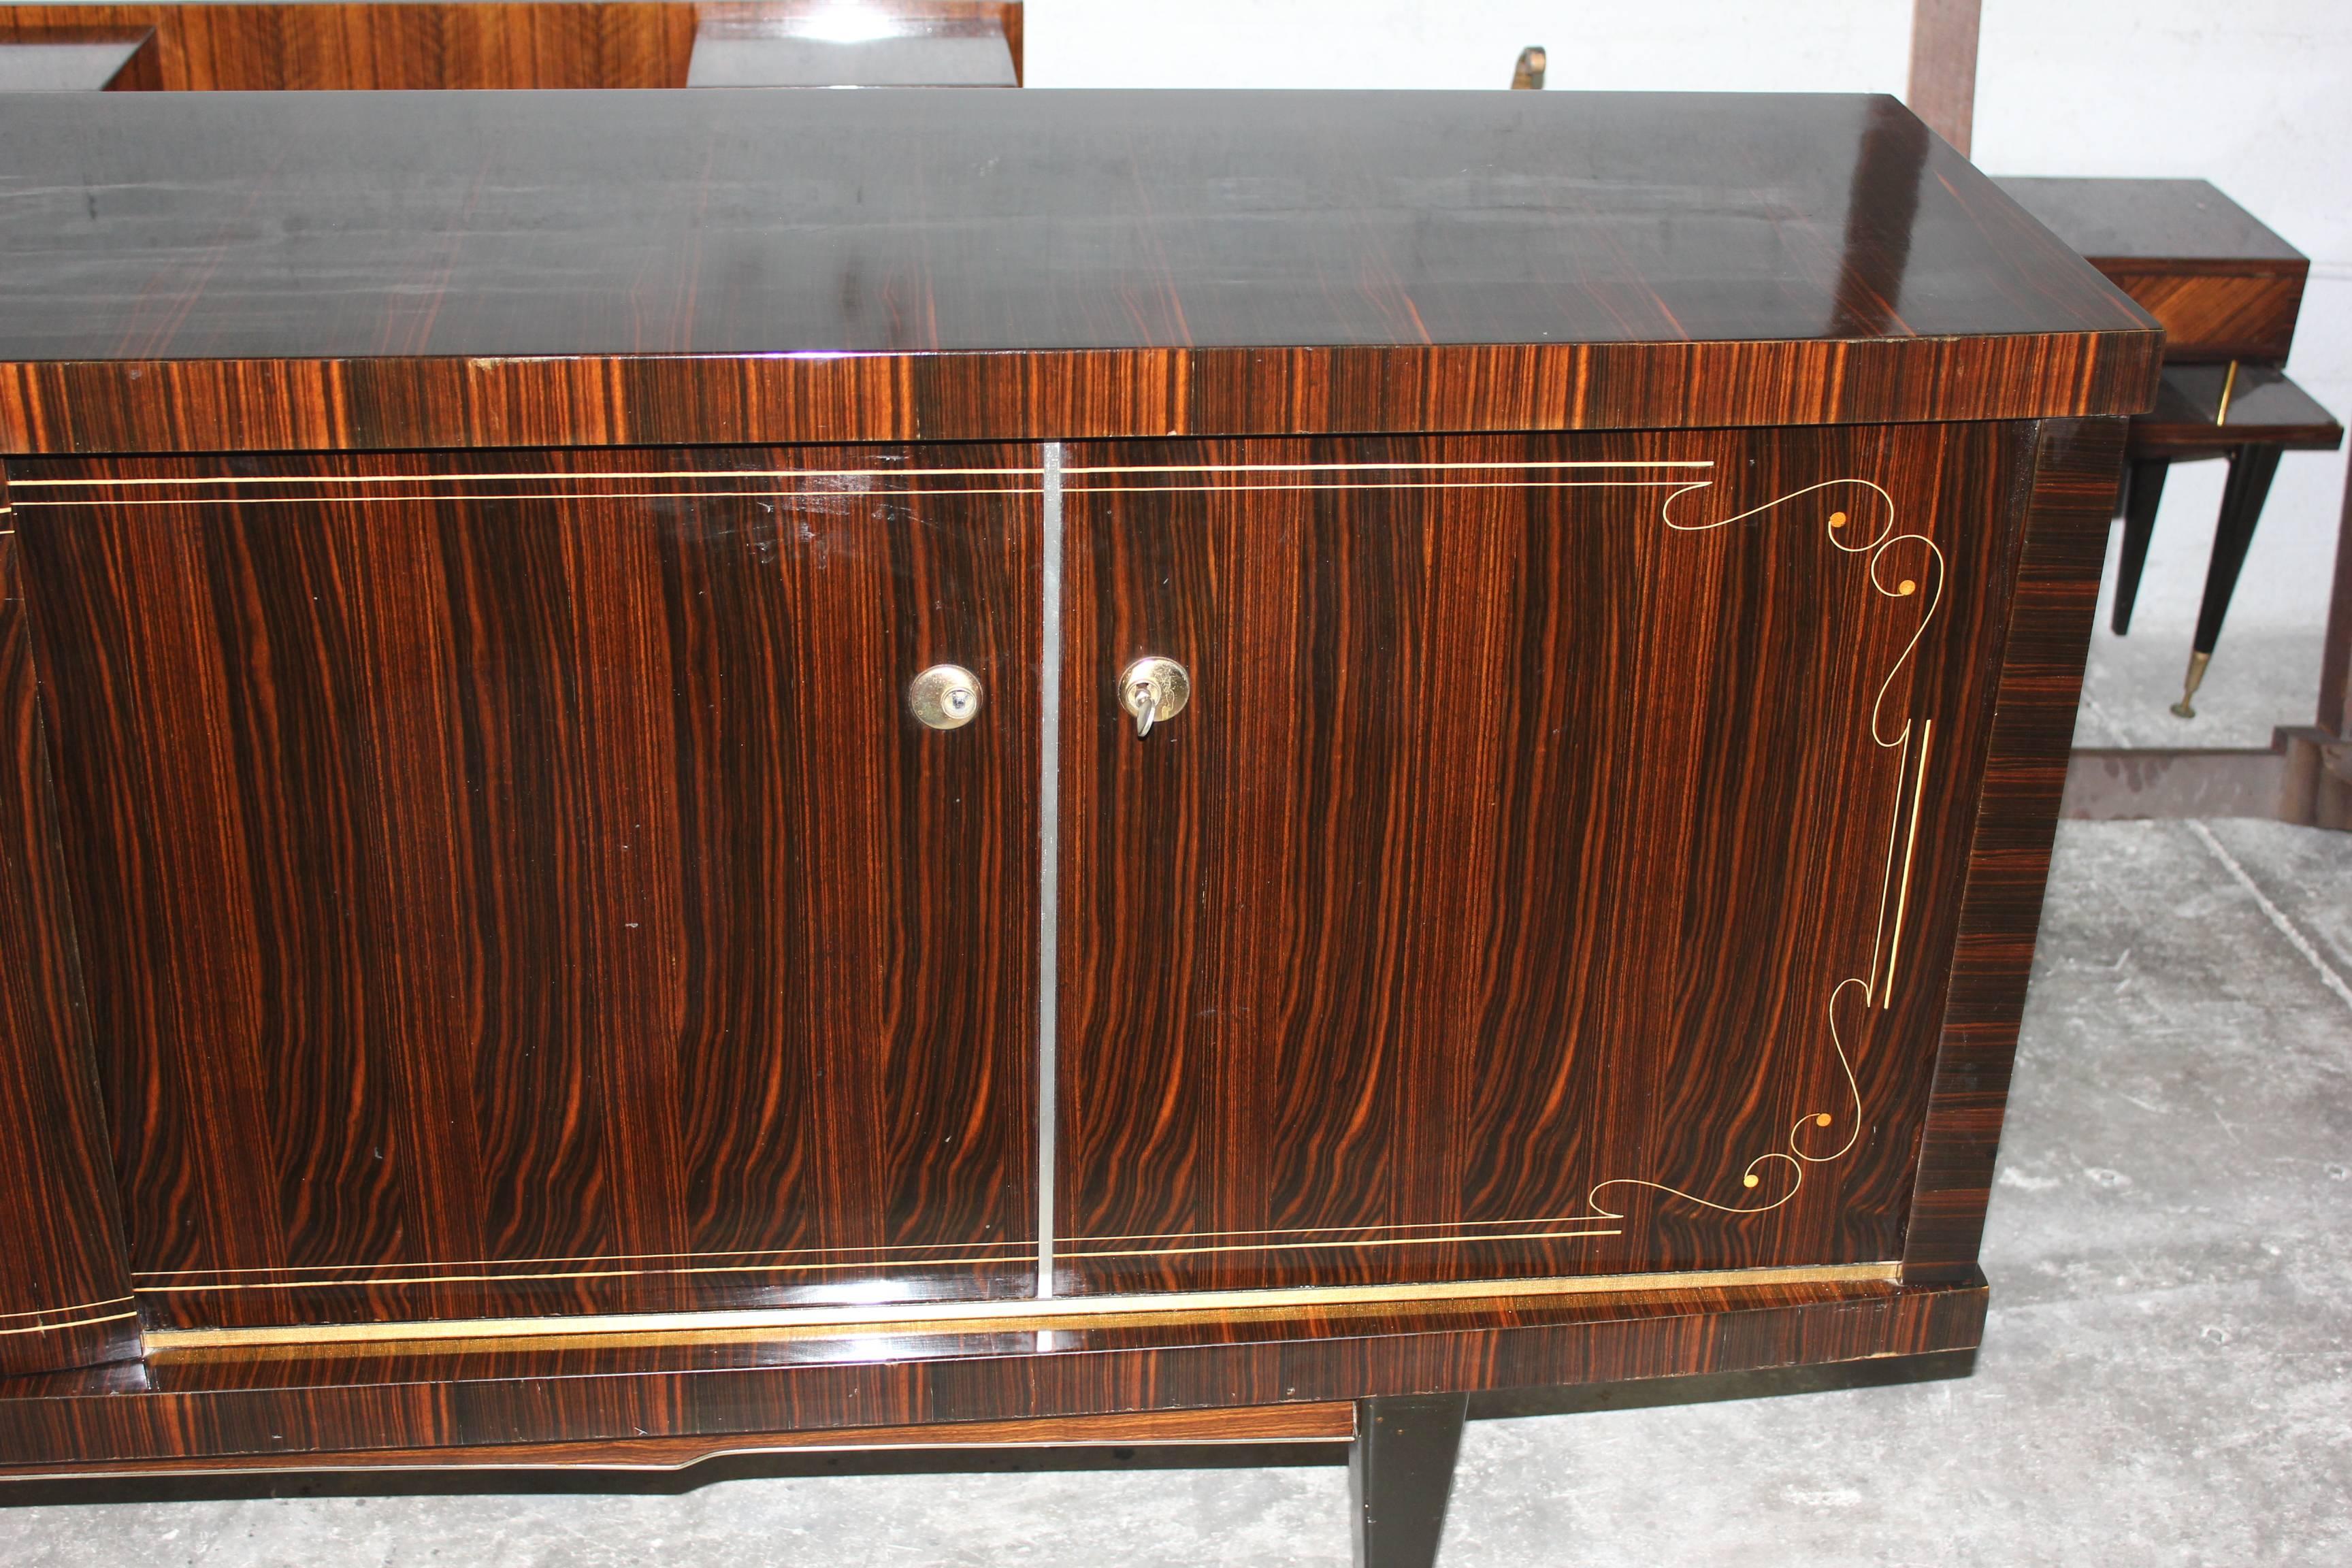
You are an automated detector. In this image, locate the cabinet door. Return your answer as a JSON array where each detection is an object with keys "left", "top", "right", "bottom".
[
  {"left": 8, "top": 446, "right": 1038, "bottom": 1328},
  {"left": 1056, "top": 428, "right": 2025, "bottom": 1295}
]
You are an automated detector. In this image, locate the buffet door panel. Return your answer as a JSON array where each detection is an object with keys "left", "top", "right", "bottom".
[
  {"left": 1055, "top": 429, "right": 2024, "bottom": 1295},
  {"left": 8, "top": 446, "right": 1039, "bottom": 1329}
]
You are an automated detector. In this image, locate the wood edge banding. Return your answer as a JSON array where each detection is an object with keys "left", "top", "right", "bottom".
[
  {"left": 0, "top": 1403, "right": 1359, "bottom": 1481},
  {"left": 0, "top": 335, "right": 2162, "bottom": 455}
]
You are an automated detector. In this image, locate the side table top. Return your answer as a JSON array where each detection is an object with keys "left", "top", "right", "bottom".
[
  {"left": 1995, "top": 177, "right": 2306, "bottom": 269},
  {"left": 2129, "top": 364, "right": 2344, "bottom": 458}
]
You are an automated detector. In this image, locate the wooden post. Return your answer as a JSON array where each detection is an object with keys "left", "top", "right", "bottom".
[
  {"left": 1908, "top": 0, "right": 1982, "bottom": 154},
  {"left": 2280, "top": 460, "right": 2352, "bottom": 829},
  {"left": 2319, "top": 461, "right": 2352, "bottom": 741}
]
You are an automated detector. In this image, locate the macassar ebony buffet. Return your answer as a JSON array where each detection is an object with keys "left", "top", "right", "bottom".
[{"left": 0, "top": 84, "right": 2153, "bottom": 1529}]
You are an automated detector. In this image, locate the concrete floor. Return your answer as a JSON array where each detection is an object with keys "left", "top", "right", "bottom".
[
  {"left": 3, "top": 822, "right": 2347, "bottom": 1565},
  {"left": 2074, "top": 624, "right": 2325, "bottom": 750}
]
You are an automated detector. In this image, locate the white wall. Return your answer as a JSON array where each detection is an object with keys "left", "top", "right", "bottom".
[{"left": 1026, "top": 1, "right": 2352, "bottom": 635}]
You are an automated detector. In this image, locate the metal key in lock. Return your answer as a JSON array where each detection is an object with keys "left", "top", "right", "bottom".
[
  {"left": 906, "top": 664, "right": 983, "bottom": 730},
  {"left": 1118, "top": 656, "right": 1191, "bottom": 738}
]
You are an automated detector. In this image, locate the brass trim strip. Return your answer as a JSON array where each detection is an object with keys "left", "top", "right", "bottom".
[{"left": 140, "top": 1264, "right": 1901, "bottom": 1353}]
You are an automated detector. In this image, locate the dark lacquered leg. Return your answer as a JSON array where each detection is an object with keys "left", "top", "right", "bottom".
[
  {"left": 2112, "top": 457, "right": 2170, "bottom": 635},
  {"left": 1351, "top": 1394, "right": 1468, "bottom": 1568},
  {"left": 2174, "top": 442, "right": 2283, "bottom": 718}
]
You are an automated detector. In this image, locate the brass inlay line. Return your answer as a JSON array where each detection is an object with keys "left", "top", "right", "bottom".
[
  {"left": 1580, "top": 477, "right": 1942, "bottom": 1222},
  {"left": 1068, "top": 1212, "right": 1649, "bottom": 1246},
  {"left": 138, "top": 1220, "right": 1631, "bottom": 1292},
  {"left": 48, "top": 457, "right": 1902, "bottom": 1313},
  {"left": 1066, "top": 1228, "right": 1620, "bottom": 1260},
  {"left": 5, "top": 489, "right": 1049, "bottom": 510},
  {"left": 6, "top": 468, "right": 1049, "bottom": 489},
  {"left": 10, "top": 459, "right": 1712, "bottom": 492},
  {"left": 141, "top": 1263, "right": 1902, "bottom": 1354},
  {"left": 1064, "top": 480, "right": 1701, "bottom": 495},
  {"left": 1882, "top": 719, "right": 1936, "bottom": 1007},
  {"left": 1060, "top": 460, "right": 1714, "bottom": 474},
  {"left": 140, "top": 1253, "right": 1042, "bottom": 1295},
  {"left": 0, "top": 1307, "right": 138, "bottom": 1339},
  {"left": 1865, "top": 725, "right": 1914, "bottom": 1010},
  {"left": 10, "top": 479, "right": 1707, "bottom": 512},
  {"left": 135, "top": 1238, "right": 1030, "bottom": 1285},
  {"left": 139, "top": 1215, "right": 1637, "bottom": 1291},
  {"left": 0, "top": 1294, "right": 135, "bottom": 1324}
]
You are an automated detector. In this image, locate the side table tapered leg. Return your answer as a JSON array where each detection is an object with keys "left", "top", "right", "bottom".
[
  {"left": 2111, "top": 456, "right": 2170, "bottom": 635},
  {"left": 1351, "top": 1394, "right": 1469, "bottom": 1568},
  {"left": 2174, "top": 442, "right": 2283, "bottom": 717}
]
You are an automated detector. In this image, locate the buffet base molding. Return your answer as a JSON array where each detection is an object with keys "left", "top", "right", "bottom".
[
  {"left": 0, "top": 1274, "right": 1982, "bottom": 1477},
  {"left": 0, "top": 1404, "right": 1358, "bottom": 1482}
]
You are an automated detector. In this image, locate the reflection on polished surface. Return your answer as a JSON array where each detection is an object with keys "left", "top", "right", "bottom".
[{"left": 0, "top": 88, "right": 2144, "bottom": 363}]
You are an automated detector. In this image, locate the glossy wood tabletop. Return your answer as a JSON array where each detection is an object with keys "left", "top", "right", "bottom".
[{"left": 0, "top": 90, "right": 2158, "bottom": 451}]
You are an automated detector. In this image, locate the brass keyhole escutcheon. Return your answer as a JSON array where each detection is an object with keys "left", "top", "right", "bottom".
[
  {"left": 907, "top": 664, "right": 983, "bottom": 730},
  {"left": 1119, "top": 657, "right": 1191, "bottom": 738}
]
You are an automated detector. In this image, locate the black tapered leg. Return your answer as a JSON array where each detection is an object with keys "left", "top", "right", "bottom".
[
  {"left": 2111, "top": 456, "right": 2170, "bottom": 635},
  {"left": 1352, "top": 1394, "right": 1469, "bottom": 1568},
  {"left": 2192, "top": 443, "right": 2283, "bottom": 655},
  {"left": 2170, "top": 442, "right": 2284, "bottom": 718}
]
